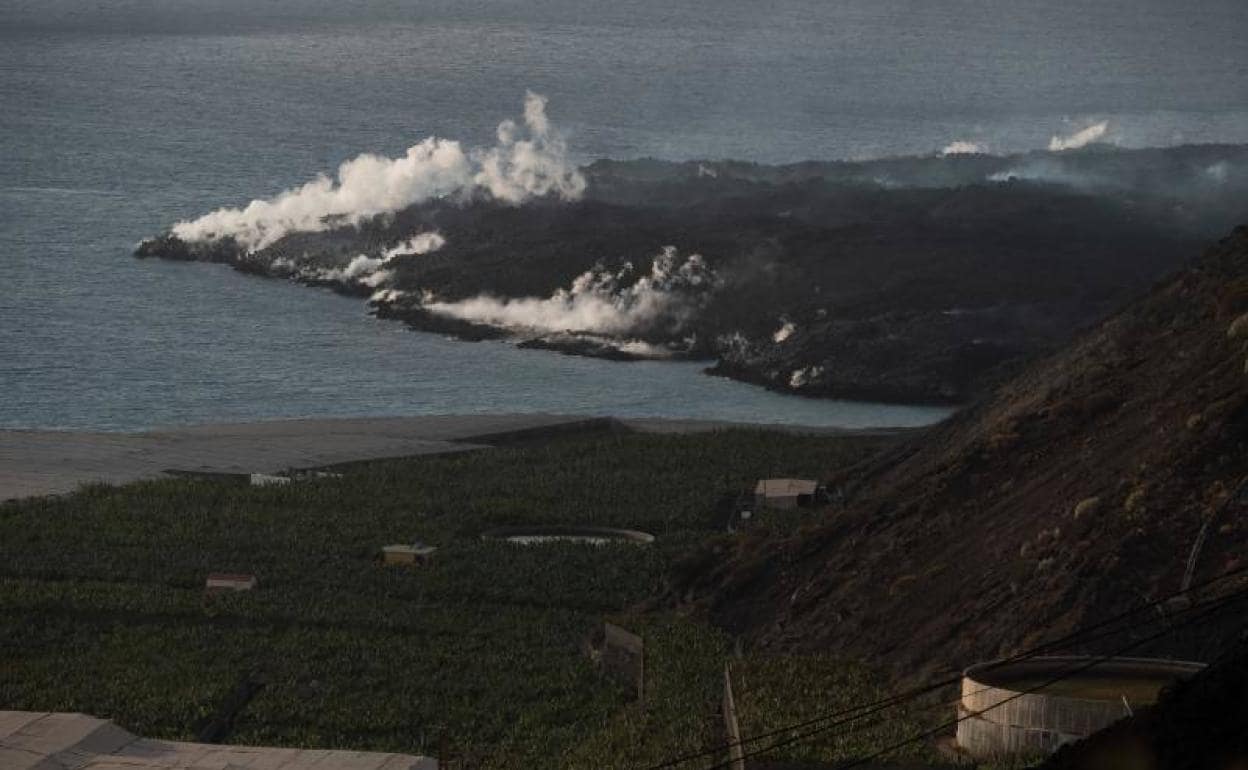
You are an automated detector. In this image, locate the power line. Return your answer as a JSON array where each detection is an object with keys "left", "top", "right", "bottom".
[
  {"left": 715, "top": 585, "right": 1248, "bottom": 770},
  {"left": 644, "top": 561, "right": 1248, "bottom": 769}
]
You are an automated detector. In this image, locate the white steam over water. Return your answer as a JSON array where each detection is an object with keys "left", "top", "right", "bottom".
[
  {"left": 172, "top": 93, "right": 584, "bottom": 251},
  {"left": 424, "top": 246, "right": 718, "bottom": 337},
  {"left": 940, "top": 140, "right": 988, "bottom": 156},
  {"left": 1048, "top": 121, "right": 1110, "bottom": 151}
]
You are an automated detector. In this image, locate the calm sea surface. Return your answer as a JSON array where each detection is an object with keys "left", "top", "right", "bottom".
[{"left": 2, "top": 0, "right": 1245, "bottom": 430}]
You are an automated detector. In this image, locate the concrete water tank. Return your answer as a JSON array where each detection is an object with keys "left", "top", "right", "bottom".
[{"left": 955, "top": 656, "right": 1205, "bottom": 759}]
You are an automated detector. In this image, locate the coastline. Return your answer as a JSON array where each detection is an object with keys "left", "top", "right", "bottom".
[
  {"left": 0, "top": 413, "right": 923, "bottom": 503},
  {"left": 135, "top": 145, "right": 1248, "bottom": 408}
]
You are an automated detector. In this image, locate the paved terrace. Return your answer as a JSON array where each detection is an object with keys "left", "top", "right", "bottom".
[{"left": 0, "top": 414, "right": 881, "bottom": 502}]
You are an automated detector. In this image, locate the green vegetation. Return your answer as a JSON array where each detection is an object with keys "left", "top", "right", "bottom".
[
  {"left": 731, "top": 655, "right": 942, "bottom": 766},
  {"left": 0, "top": 429, "right": 907, "bottom": 768},
  {"left": 563, "top": 616, "right": 730, "bottom": 769}
]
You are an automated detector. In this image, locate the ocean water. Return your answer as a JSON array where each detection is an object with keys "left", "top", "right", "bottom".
[{"left": 2, "top": 0, "right": 1245, "bottom": 431}]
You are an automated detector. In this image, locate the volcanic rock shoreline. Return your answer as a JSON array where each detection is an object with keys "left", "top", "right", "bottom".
[{"left": 137, "top": 144, "right": 1248, "bottom": 405}]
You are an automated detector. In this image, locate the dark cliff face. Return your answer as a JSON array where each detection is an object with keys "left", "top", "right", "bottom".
[
  {"left": 673, "top": 227, "right": 1248, "bottom": 679},
  {"left": 135, "top": 145, "right": 1248, "bottom": 405},
  {"left": 1039, "top": 640, "right": 1248, "bottom": 769}
]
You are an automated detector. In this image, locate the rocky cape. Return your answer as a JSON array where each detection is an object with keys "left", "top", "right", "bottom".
[{"left": 136, "top": 144, "right": 1248, "bottom": 405}]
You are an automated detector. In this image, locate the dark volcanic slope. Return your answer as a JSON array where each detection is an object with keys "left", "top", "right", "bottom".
[
  {"left": 137, "top": 145, "right": 1248, "bottom": 404},
  {"left": 1039, "top": 641, "right": 1248, "bottom": 769},
  {"left": 675, "top": 227, "right": 1248, "bottom": 676}
]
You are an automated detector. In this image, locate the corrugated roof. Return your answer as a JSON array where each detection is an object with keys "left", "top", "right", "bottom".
[{"left": 0, "top": 711, "right": 436, "bottom": 770}]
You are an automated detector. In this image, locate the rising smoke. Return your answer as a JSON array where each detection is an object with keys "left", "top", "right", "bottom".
[
  {"left": 276, "top": 230, "right": 446, "bottom": 288},
  {"left": 422, "top": 246, "right": 718, "bottom": 338},
  {"left": 383, "top": 231, "right": 447, "bottom": 260},
  {"left": 1048, "top": 121, "right": 1110, "bottom": 152},
  {"left": 939, "top": 140, "right": 988, "bottom": 157},
  {"left": 172, "top": 93, "right": 584, "bottom": 252}
]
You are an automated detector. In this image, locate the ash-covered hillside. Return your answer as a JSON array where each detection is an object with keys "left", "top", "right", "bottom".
[
  {"left": 672, "top": 227, "right": 1248, "bottom": 678},
  {"left": 137, "top": 124, "right": 1248, "bottom": 404}
]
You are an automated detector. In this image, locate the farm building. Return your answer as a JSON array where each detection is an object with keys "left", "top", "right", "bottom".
[
  {"left": 205, "top": 573, "right": 257, "bottom": 592},
  {"left": 754, "top": 478, "right": 820, "bottom": 509},
  {"left": 0, "top": 710, "right": 437, "bottom": 769},
  {"left": 382, "top": 542, "right": 438, "bottom": 566},
  {"left": 249, "top": 472, "right": 291, "bottom": 486}
]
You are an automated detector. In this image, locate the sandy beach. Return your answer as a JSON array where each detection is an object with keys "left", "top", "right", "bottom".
[{"left": 0, "top": 413, "right": 887, "bottom": 502}]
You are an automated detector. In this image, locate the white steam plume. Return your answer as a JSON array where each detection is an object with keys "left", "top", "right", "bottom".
[
  {"left": 1205, "top": 162, "right": 1231, "bottom": 184},
  {"left": 172, "top": 93, "right": 584, "bottom": 251},
  {"left": 939, "top": 140, "right": 988, "bottom": 157},
  {"left": 284, "top": 229, "right": 445, "bottom": 286},
  {"left": 423, "top": 246, "right": 717, "bottom": 337},
  {"left": 383, "top": 231, "right": 446, "bottom": 260},
  {"left": 773, "top": 320, "right": 796, "bottom": 343},
  {"left": 1048, "top": 121, "right": 1109, "bottom": 152}
]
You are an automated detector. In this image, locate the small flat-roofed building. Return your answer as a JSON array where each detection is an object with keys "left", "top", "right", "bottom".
[
  {"left": 249, "top": 473, "right": 291, "bottom": 486},
  {"left": 205, "top": 573, "right": 257, "bottom": 592},
  {"left": 382, "top": 543, "right": 437, "bottom": 566},
  {"left": 754, "top": 478, "right": 819, "bottom": 510}
]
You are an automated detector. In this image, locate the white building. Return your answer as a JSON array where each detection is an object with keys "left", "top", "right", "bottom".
[
  {"left": 205, "top": 573, "right": 258, "bottom": 592},
  {"left": 753, "top": 478, "right": 820, "bottom": 509},
  {"left": 382, "top": 543, "right": 438, "bottom": 566}
]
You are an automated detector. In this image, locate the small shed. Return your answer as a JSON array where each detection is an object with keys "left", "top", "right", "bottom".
[
  {"left": 754, "top": 478, "right": 820, "bottom": 510},
  {"left": 382, "top": 543, "right": 438, "bottom": 566},
  {"left": 205, "top": 573, "right": 257, "bottom": 592},
  {"left": 249, "top": 473, "right": 291, "bottom": 487}
]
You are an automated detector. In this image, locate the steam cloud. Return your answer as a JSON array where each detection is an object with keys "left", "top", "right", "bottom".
[
  {"left": 423, "top": 246, "right": 718, "bottom": 338},
  {"left": 1205, "top": 161, "right": 1231, "bottom": 184},
  {"left": 773, "top": 320, "right": 796, "bottom": 343},
  {"left": 278, "top": 229, "right": 445, "bottom": 288},
  {"left": 383, "top": 231, "right": 446, "bottom": 260},
  {"left": 172, "top": 93, "right": 584, "bottom": 251},
  {"left": 940, "top": 140, "right": 988, "bottom": 157},
  {"left": 1048, "top": 121, "right": 1109, "bottom": 152}
]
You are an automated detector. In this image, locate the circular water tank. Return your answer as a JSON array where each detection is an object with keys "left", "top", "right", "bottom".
[
  {"left": 480, "top": 525, "right": 655, "bottom": 545},
  {"left": 956, "top": 656, "right": 1205, "bottom": 759}
]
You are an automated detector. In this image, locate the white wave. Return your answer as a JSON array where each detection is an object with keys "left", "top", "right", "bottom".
[{"left": 172, "top": 93, "right": 583, "bottom": 251}]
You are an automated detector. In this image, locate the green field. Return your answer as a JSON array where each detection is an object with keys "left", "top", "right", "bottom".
[{"left": 0, "top": 429, "right": 921, "bottom": 768}]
